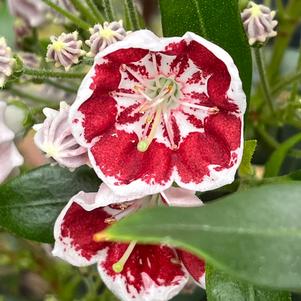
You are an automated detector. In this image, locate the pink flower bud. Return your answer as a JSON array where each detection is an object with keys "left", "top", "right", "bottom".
[
  {"left": 34, "top": 102, "right": 89, "bottom": 169},
  {"left": 86, "top": 21, "right": 128, "bottom": 57},
  {"left": 241, "top": 1, "right": 278, "bottom": 46},
  {"left": 46, "top": 32, "right": 86, "bottom": 71}
]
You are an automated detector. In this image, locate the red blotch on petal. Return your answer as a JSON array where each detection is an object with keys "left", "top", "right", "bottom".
[
  {"left": 205, "top": 112, "right": 242, "bottom": 150},
  {"left": 101, "top": 244, "right": 186, "bottom": 295},
  {"left": 90, "top": 129, "right": 173, "bottom": 185},
  {"left": 177, "top": 250, "right": 205, "bottom": 285},
  {"left": 90, "top": 61, "right": 121, "bottom": 93},
  {"left": 188, "top": 41, "right": 237, "bottom": 111},
  {"left": 105, "top": 48, "right": 149, "bottom": 65},
  {"left": 79, "top": 95, "right": 117, "bottom": 143},
  {"left": 176, "top": 132, "right": 231, "bottom": 184},
  {"left": 60, "top": 203, "right": 110, "bottom": 260}
]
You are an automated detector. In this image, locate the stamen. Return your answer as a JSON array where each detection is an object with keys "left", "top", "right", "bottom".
[
  {"left": 180, "top": 101, "right": 219, "bottom": 113},
  {"left": 137, "top": 106, "right": 162, "bottom": 152},
  {"left": 112, "top": 241, "right": 137, "bottom": 273}
]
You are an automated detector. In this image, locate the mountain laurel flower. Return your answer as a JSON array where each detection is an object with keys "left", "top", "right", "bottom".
[
  {"left": 19, "top": 52, "right": 40, "bottom": 69},
  {"left": 14, "top": 18, "right": 31, "bottom": 41},
  {"left": 7, "top": 0, "right": 47, "bottom": 27},
  {"left": 53, "top": 184, "right": 205, "bottom": 301},
  {"left": 86, "top": 21, "right": 128, "bottom": 57},
  {"left": 0, "top": 37, "right": 15, "bottom": 88},
  {"left": 46, "top": 32, "right": 86, "bottom": 71},
  {"left": 34, "top": 102, "right": 89, "bottom": 169},
  {"left": 0, "top": 101, "right": 24, "bottom": 183},
  {"left": 241, "top": 1, "right": 278, "bottom": 46},
  {"left": 70, "top": 30, "right": 246, "bottom": 199}
]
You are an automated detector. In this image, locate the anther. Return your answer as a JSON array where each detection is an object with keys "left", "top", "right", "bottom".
[
  {"left": 104, "top": 217, "right": 116, "bottom": 224},
  {"left": 137, "top": 140, "right": 149, "bottom": 152}
]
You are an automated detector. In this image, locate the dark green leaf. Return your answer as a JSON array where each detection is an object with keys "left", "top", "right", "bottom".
[
  {"left": 0, "top": 165, "right": 100, "bottom": 243},
  {"left": 106, "top": 183, "right": 301, "bottom": 290},
  {"left": 159, "top": 0, "right": 252, "bottom": 102},
  {"left": 265, "top": 133, "right": 301, "bottom": 177},
  {"left": 206, "top": 265, "right": 291, "bottom": 301}
]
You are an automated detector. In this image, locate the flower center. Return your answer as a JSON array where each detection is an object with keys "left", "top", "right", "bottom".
[
  {"left": 115, "top": 55, "right": 219, "bottom": 152},
  {"left": 249, "top": 2, "right": 262, "bottom": 17},
  {"left": 135, "top": 76, "right": 180, "bottom": 152},
  {"left": 99, "top": 28, "right": 115, "bottom": 39},
  {"left": 52, "top": 41, "right": 65, "bottom": 52}
]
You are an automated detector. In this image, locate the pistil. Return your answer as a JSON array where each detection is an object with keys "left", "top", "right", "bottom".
[{"left": 112, "top": 241, "right": 137, "bottom": 273}]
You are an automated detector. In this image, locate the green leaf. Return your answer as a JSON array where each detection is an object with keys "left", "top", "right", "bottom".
[
  {"left": 265, "top": 133, "right": 301, "bottom": 177},
  {"left": 106, "top": 183, "right": 301, "bottom": 290},
  {"left": 239, "top": 140, "right": 257, "bottom": 177},
  {"left": 206, "top": 265, "right": 291, "bottom": 301},
  {"left": 0, "top": 165, "right": 100, "bottom": 243},
  {"left": 159, "top": 0, "right": 252, "bottom": 102}
]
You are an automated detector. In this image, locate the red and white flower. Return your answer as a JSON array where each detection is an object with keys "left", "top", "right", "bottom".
[
  {"left": 53, "top": 184, "right": 205, "bottom": 301},
  {"left": 70, "top": 30, "right": 246, "bottom": 199}
]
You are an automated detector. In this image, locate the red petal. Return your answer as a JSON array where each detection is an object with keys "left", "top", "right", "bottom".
[
  {"left": 90, "top": 129, "right": 174, "bottom": 196},
  {"left": 177, "top": 250, "right": 205, "bottom": 288},
  {"left": 188, "top": 40, "right": 237, "bottom": 111},
  {"left": 176, "top": 132, "right": 231, "bottom": 184},
  {"left": 98, "top": 244, "right": 188, "bottom": 301},
  {"left": 205, "top": 112, "right": 242, "bottom": 150},
  {"left": 78, "top": 95, "right": 117, "bottom": 143},
  {"left": 105, "top": 48, "right": 149, "bottom": 64},
  {"left": 53, "top": 193, "right": 113, "bottom": 265}
]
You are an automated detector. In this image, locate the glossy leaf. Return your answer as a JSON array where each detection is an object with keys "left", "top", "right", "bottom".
[
  {"left": 265, "top": 133, "right": 301, "bottom": 177},
  {"left": 159, "top": 0, "right": 252, "bottom": 102},
  {"left": 106, "top": 183, "right": 301, "bottom": 290},
  {"left": 206, "top": 265, "right": 291, "bottom": 301},
  {"left": 0, "top": 165, "right": 101, "bottom": 243}
]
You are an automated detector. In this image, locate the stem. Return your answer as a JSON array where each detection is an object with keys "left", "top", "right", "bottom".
[
  {"left": 276, "top": 0, "right": 285, "bottom": 16},
  {"left": 23, "top": 68, "right": 86, "bottom": 79},
  {"left": 124, "top": 0, "right": 141, "bottom": 30},
  {"left": 255, "top": 125, "right": 301, "bottom": 158},
  {"left": 103, "top": 0, "right": 115, "bottom": 21},
  {"left": 41, "top": 0, "right": 90, "bottom": 30},
  {"left": 254, "top": 47, "right": 275, "bottom": 114},
  {"left": 267, "top": 0, "right": 301, "bottom": 81},
  {"left": 85, "top": 0, "right": 105, "bottom": 23},
  {"left": 272, "top": 70, "right": 301, "bottom": 95},
  {"left": 9, "top": 87, "right": 55, "bottom": 107},
  {"left": 70, "top": 0, "right": 98, "bottom": 24},
  {"left": 44, "top": 79, "right": 78, "bottom": 94}
]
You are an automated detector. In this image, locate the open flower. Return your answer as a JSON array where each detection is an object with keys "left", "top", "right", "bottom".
[
  {"left": 53, "top": 184, "right": 205, "bottom": 301},
  {"left": 86, "top": 21, "right": 128, "bottom": 57},
  {"left": 241, "top": 1, "right": 278, "bottom": 46},
  {"left": 70, "top": 30, "right": 246, "bottom": 199},
  {"left": 0, "top": 37, "right": 15, "bottom": 88},
  {"left": 34, "top": 102, "right": 88, "bottom": 169},
  {"left": 7, "top": 0, "right": 47, "bottom": 27},
  {"left": 46, "top": 32, "right": 86, "bottom": 71},
  {"left": 0, "top": 101, "right": 24, "bottom": 183}
]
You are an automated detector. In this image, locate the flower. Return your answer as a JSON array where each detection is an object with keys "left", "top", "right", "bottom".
[
  {"left": 51, "top": 0, "right": 77, "bottom": 23},
  {"left": 0, "top": 101, "right": 24, "bottom": 183},
  {"left": 7, "top": 0, "right": 47, "bottom": 27},
  {"left": 53, "top": 184, "right": 205, "bottom": 301},
  {"left": 70, "top": 30, "right": 246, "bottom": 199},
  {"left": 46, "top": 32, "right": 86, "bottom": 71},
  {"left": 86, "top": 21, "right": 128, "bottom": 57},
  {"left": 14, "top": 18, "right": 31, "bottom": 41},
  {"left": 241, "top": 1, "right": 278, "bottom": 46},
  {"left": 33, "top": 102, "right": 88, "bottom": 169},
  {"left": 19, "top": 52, "right": 41, "bottom": 69},
  {"left": 0, "top": 37, "right": 15, "bottom": 88}
]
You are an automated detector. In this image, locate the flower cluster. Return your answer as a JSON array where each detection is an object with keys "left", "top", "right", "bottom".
[{"left": 34, "top": 21, "right": 246, "bottom": 301}]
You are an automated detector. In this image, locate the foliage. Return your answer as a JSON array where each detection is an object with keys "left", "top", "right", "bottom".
[{"left": 1, "top": 0, "right": 301, "bottom": 300}]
